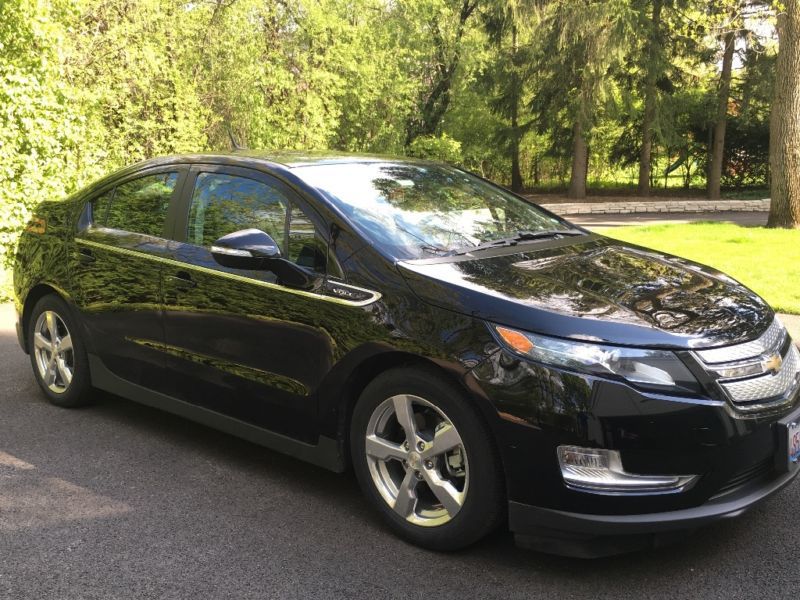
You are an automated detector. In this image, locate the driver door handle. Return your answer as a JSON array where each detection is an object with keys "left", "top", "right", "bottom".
[{"left": 166, "top": 271, "right": 196, "bottom": 290}]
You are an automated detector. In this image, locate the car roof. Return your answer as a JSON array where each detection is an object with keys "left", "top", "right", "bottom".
[{"left": 126, "top": 150, "right": 429, "bottom": 171}]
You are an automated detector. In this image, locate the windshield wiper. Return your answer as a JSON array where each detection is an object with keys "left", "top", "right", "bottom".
[{"left": 450, "top": 228, "right": 585, "bottom": 256}]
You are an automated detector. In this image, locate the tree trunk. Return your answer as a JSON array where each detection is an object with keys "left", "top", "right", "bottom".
[
  {"left": 532, "top": 154, "right": 540, "bottom": 186},
  {"left": 568, "top": 119, "right": 588, "bottom": 199},
  {"left": 510, "top": 24, "right": 523, "bottom": 192},
  {"left": 768, "top": 0, "right": 800, "bottom": 228},
  {"left": 708, "top": 29, "right": 735, "bottom": 199},
  {"left": 638, "top": 0, "right": 662, "bottom": 197},
  {"left": 405, "top": 0, "right": 477, "bottom": 146}
]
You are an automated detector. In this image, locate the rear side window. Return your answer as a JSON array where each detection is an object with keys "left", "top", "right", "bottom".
[{"left": 98, "top": 172, "right": 178, "bottom": 237}]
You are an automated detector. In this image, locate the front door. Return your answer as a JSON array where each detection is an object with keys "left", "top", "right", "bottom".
[{"left": 161, "top": 165, "right": 357, "bottom": 442}]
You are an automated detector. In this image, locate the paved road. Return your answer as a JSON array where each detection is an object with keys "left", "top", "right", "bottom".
[
  {"left": 1, "top": 303, "right": 799, "bottom": 600},
  {"left": 570, "top": 210, "right": 768, "bottom": 228}
]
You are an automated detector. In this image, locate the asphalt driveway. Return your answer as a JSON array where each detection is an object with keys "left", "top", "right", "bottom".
[{"left": 0, "top": 303, "right": 798, "bottom": 599}]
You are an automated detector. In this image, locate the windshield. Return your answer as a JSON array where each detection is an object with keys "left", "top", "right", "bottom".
[{"left": 293, "top": 162, "right": 574, "bottom": 259}]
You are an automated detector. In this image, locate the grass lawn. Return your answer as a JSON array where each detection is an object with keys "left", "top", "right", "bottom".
[{"left": 597, "top": 222, "right": 800, "bottom": 315}]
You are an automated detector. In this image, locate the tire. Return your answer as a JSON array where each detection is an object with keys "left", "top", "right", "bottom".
[
  {"left": 27, "top": 294, "right": 93, "bottom": 408},
  {"left": 350, "top": 366, "right": 504, "bottom": 551}
]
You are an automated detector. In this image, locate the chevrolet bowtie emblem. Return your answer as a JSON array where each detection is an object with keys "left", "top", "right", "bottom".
[{"left": 762, "top": 353, "right": 783, "bottom": 375}]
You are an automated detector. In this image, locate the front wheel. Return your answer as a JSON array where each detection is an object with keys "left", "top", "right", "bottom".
[
  {"left": 27, "top": 295, "right": 93, "bottom": 408},
  {"left": 350, "top": 367, "right": 504, "bottom": 551}
]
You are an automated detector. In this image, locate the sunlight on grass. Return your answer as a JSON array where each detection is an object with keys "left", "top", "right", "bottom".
[{"left": 597, "top": 222, "right": 800, "bottom": 315}]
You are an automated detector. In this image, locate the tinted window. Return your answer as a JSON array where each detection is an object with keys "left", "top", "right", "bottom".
[
  {"left": 187, "top": 173, "right": 288, "bottom": 249},
  {"left": 104, "top": 172, "right": 178, "bottom": 236},
  {"left": 186, "top": 172, "right": 339, "bottom": 277}
]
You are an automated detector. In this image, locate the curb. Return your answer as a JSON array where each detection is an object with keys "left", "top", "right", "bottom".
[{"left": 534, "top": 199, "right": 770, "bottom": 216}]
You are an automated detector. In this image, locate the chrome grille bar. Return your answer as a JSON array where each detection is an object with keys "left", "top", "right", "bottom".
[
  {"left": 692, "top": 317, "right": 800, "bottom": 414},
  {"left": 695, "top": 318, "right": 786, "bottom": 364},
  {"left": 720, "top": 346, "right": 800, "bottom": 409}
]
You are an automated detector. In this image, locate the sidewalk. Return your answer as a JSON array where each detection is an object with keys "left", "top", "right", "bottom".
[{"left": 536, "top": 198, "right": 770, "bottom": 216}]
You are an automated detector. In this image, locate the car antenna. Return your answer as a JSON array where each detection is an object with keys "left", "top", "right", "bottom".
[{"left": 226, "top": 126, "right": 246, "bottom": 151}]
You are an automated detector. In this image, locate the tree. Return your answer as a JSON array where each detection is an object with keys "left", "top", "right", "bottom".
[
  {"left": 0, "top": 0, "right": 86, "bottom": 273},
  {"left": 637, "top": 0, "right": 664, "bottom": 196},
  {"left": 530, "top": 0, "right": 633, "bottom": 199},
  {"left": 708, "top": 18, "right": 738, "bottom": 199},
  {"left": 404, "top": 0, "right": 480, "bottom": 146},
  {"left": 479, "top": 1, "right": 536, "bottom": 191},
  {"left": 768, "top": 0, "right": 800, "bottom": 227}
]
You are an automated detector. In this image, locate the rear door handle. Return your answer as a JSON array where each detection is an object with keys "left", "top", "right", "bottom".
[{"left": 166, "top": 271, "right": 196, "bottom": 289}]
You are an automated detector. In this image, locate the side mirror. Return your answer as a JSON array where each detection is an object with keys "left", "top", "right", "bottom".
[
  {"left": 210, "top": 228, "right": 321, "bottom": 290},
  {"left": 211, "top": 228, "right": 281, "bottom": 270}
]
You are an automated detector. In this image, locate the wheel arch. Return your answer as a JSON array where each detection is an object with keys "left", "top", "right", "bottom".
[
  {"left": 324, "top": 348, "right": 502, "bottom": 470},
  {"left": 19, "top": 282, "right": 78, "bottom": 353}
]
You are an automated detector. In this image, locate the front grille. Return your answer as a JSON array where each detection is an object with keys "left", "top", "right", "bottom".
[
  {"left": 696, "top": 318, "right": 786, "bottom": 364},
  {"left": 693, "top": 317, "right": 800, "bottom": 414},
  {"left": 713, "top": 457, "right": 773, "bottom": 498},
  {"left": 721, "top": 345, "right": 800, "bottom": 406}
]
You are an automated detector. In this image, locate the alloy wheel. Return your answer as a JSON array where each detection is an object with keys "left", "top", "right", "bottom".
[
  {"left": 364, "top": 394, "right": 469, "bottom": 527},
  {"left": 32, "top": 310, "right": 74, "bottom": 394}
]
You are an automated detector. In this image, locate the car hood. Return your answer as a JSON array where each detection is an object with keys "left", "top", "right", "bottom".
[{"left": 397, "top": 234, "right": 772, "bottom": 349}]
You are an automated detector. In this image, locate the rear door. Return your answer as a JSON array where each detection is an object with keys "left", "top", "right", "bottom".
[
  {"left": 71, "top": 167, "right": 188, "bottom": 391},
  {"left": 161, "top": 164, "right": 360, "bottom": 441}
]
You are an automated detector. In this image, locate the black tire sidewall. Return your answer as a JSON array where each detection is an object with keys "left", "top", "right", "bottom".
[
  {"left": 27, "top": 295, "right": 92, "bottom": 407},
  {"left": 350, "top": 367, "right": 504, "bottom": 551}
]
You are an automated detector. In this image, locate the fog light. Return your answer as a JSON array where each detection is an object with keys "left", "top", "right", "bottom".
[{"left": 557, "top": 446, "right": 698, "bottom": 495}]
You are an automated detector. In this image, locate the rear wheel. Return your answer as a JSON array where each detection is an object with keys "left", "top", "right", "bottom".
[
  {"left": 27, "top": 295, "right": 93, "bottom": 407},
  {"left": 350, "top": 367, "right": 504, "bottom": 550}
]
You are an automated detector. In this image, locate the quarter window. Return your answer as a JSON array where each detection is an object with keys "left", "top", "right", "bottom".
[
  {"left": 102, "top": 172, "right": 179, "bottom": 237},
  {"left": 91, "top": 190, "right": 114, "bottom": 225},
  {"left": 288, "top": 203, "right": 328, "bottom": 272}
]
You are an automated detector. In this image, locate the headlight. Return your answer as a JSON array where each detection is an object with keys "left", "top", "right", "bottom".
[{"left": 491, "top": 324, "right": 701, "bottom": 394}]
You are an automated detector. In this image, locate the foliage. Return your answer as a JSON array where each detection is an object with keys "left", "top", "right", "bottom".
[
  {"left": 0, "top": 0, "right": 791, "bottom": 301},
  {"left": 407, "top": 134, "right": 464, "bottom": 162}
]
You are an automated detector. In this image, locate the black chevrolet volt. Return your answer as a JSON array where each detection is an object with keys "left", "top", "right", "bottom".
[{"left": 12, "top": 152, "right": 800, "bottom": 557}]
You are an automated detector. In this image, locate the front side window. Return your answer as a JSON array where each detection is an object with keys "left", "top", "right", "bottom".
[
  {"left": 102, "top": 172, "right": 179, "bottom": 237},
  {"left": 294, "top": 162, "right": 572, "bottom": 259},
  {"left": 187, "top": 172, "right": 289, "bottom": 249},
  {"left": 186, "top": 172, "right": 336, "bottom": 276}
]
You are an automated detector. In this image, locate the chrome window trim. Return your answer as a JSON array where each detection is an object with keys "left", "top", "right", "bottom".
[{"left": 75, "top": 238, "right": 382, "bottom": 308}]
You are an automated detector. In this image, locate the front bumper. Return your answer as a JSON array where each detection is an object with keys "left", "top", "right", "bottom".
[
  {"left": 469, "top": 347, "right": 800, "bottom": 556},
  {"left": 509, "top": 463, "right": 799, "bottom": 557}
]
